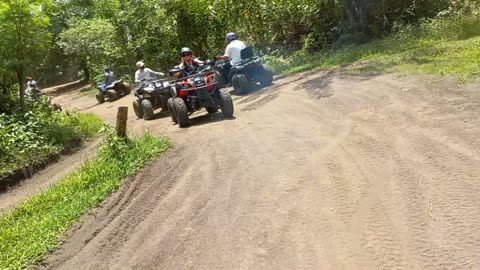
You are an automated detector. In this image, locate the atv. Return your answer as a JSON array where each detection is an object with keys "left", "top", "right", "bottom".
[
  {"left": 132, "top": 78, "right": 172, "bottom": 120},
  {"left": 167, "top": 60, "right": 234, "bottom": 128},
  {"left": 216, "top": 47, "right": 273, "bottom": 95},
  {"left": 25, "top": 87, "right": 62, "bottom": 111},
  {"left": 96, "top": 79, "right": 131, "bottom": 103}
]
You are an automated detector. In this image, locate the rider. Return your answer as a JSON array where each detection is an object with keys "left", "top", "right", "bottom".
[
  {"left": 218, "top": 32, "right": 246, "bottom": 84},
  {"left": 134, "top": 61, "right": 164, "bottom": 94},
  {"left": 174, "top": 47, "right": 204, "bottom": 78},
  {"left": 24, "top": 80, "right": 44, "bottom": 100},
  {"left": 101, "top": 66, "right": 115, "bottom": 92}
]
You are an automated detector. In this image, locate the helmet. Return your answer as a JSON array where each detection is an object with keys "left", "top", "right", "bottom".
[
  {"left": 104, "top": 66, "right": 110, "bottom": 73},
  {"left": 136, "top": 61, "right": 145, "bottom": 68},
  {"left": 181, "top": 47, "right": 192, "bottom": 56},
  {"left": 28, "top": 80, "right": 37, "bottom": 87},
  {"left": 226, "top": 32, "right": 236, "bottom": 42}
]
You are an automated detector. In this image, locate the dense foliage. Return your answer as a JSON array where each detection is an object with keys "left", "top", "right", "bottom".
[
  {"left": 0, "top": 100, "right": 103, "bottom": 180},
  {"left": 0, "top": 0, "right": 479, "bottom": 108}
]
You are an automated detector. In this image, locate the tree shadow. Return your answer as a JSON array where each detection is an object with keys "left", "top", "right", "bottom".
[
  {"left": 44, "top": 81, "right": 90, "bottom": 97},
  {"left": 235, "top": 83, "right": 282, "bottom": 112},
  {"left": 299, "top": 71, "right": 335, "bottom": 99}
]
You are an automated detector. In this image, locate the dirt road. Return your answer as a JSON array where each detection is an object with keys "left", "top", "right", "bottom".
[{"left": 40, "top": 71, "right": 480, "bottom": 269}]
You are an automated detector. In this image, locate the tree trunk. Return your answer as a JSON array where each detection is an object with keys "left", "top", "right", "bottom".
[{"left": 16, "top": 69, "right": 24, "bottom": 108}]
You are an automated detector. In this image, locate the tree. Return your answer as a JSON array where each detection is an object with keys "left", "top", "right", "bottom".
[
  {"left": 0, "top": 0, "right": 52, "bottom": 106},
  {"left": 57, "top": 18, "right": 120, "bottom": 81}
]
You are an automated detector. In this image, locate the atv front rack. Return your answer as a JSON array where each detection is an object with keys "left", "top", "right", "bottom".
[{"left": 173, "top": 71, "right": 218, "bottom": 91}]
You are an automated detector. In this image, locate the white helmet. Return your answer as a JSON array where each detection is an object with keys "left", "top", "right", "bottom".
[
  {"left": 28, "top": 80, "right": 37, "bottom": 87},
  {"left": 136, "top": 61, "right": 145, "bottom": 68}
]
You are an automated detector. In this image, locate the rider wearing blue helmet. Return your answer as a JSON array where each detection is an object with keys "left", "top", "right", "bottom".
[{"left": 218, "top": 32, "right": 246, "bottom": 84}]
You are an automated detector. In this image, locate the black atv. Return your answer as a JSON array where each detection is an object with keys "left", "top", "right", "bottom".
[
  {"left": 132, "top": 79, "right": 172, "bottom": 120},
  {"left": 215, "top": 47, "right": 273, "bottom": 94},
  {"left": 167, "top": 60, "right": 234, "bottom": 128},
  {"left": 96, "top": 79, "right": 131, "bottom": 103}
]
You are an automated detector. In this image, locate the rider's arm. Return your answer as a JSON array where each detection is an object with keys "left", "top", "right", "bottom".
[
  {"left": 152, "top": 70, "right": 165, "bottom": 76},
  {"left": 222, "top": 45, "right": 233, "bottom": 60},
  {"left": 194, "top": 58, "right": 204, "bottom": 65},
  {"left": 134, "top": 70, "right": 141, "bottom": 83},
  {"left": 146, "top": 68, "right": 164, "bottom": 77}
]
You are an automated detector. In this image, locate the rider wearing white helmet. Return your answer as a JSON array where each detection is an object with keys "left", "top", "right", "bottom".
[
  {"left": 25, "top": 80, "right": 43, "bottom": 99},
  {"left": 134, "top": 61, "right": 164, "bottom": 83}
]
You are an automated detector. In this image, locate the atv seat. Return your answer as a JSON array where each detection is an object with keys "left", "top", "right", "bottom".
[{"left": 240, "top": 47, "right": 254, "bottom": 60}]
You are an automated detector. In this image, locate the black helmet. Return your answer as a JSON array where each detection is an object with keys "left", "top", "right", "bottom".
[{"left": 181, "top": 47, "right": 192, "bottom": 56}]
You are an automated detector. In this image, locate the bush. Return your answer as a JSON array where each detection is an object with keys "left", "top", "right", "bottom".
[{"left": 0, "top": 102, "right": 103, "bottom": 180}]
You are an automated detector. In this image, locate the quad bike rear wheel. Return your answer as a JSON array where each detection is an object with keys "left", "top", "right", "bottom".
[
  {"left": 133, "top": 100, "right": 143, "bottom": 119},
  {"left": 167, "top": 98, "right": 177, "bottom": 123},
  {"left": 173, "top": 98, "right": 189, "bottom": 127},
  {"left": 107, "top": 90, "right": 119, "bottom": 101},
  {"left": 120, "top": 82, "right": 132, "bottom": 95},
  {"left": 219, "top": 89, "right": 234, "bottom": 118},
  {"left": 231, "top": 74, "right": 253, "bottom": 95},
  {"left": 141, "top": 99, "right": 154, "bottom": 120},
  {"left": 257, "top": 64, "right": 273, "bottom": 86},
  {"left": 96, "top": 92, "right": 105, "bottom": 103}
]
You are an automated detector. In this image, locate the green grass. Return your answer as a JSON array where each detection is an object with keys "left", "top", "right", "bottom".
[
  {"left": 267, "top": 13, "right": 480, "bottom": 82},
  {"left": 0, "top": 132, "right": 170, "bottom": 269},
  {"left": 0, "top": 106, "right": 104, "bottom": 180}
]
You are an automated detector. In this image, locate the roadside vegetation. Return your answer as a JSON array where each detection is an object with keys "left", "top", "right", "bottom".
[
  {"left": 267, "top": 9, "right": 480, "bottom": 82},
  {"left": 0, "top": 101, "right": 103, "bottom": 181},
  {"left": 0, "top": 127, "right": 170, "bottom": 269},
  {"left": 1, "top": 0, "right": 477, "bottom": 106}
]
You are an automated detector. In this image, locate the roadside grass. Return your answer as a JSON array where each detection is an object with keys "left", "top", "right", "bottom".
[
  {"left": 0, "top": 103, "right": 104, "bottom": 181},
  {"left": 267, "top": 13, "right": 480, "bottom": 82},
  {"left": 0, "top": 130, "right": 170, "bottom": 269}
]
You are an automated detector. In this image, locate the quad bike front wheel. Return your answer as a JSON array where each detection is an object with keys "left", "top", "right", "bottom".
[
  {"left": 167, "top": 98, "right": 177, "bottom": 124},
  {"left": 141, "top": 99, "right": 154, "bottom": 120},
  {"left": 215, "top": 70, "right": 226, "bottom": 89},
  {"left": 219, "top": 89, "right": 234, "bottom": 118},
  {"left": 107, "top": 90, "right": 119, "bottom": 101},
  {"left": 96, "top": 92, "right": 105, "bottom": 103},
  {"left": 257, "top": 64, "right": 273, "bottom": 86},
  {"left": 231, "top": 74, "right": 254, "bottom": 95},
  {"left": 133, "top": 100, "right": 143, "bottom": 119},
  {"left": 173, "top": 98, "right": 189, "bottom": 127}
]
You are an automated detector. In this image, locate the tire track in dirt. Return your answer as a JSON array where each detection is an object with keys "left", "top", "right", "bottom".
[{"left": 37, "top": 71, "right": 480, "bottom": 269}]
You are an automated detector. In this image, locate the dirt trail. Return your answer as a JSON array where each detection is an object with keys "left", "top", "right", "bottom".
[
  {"left": 0, "top": 139, "right": 102, "bottom": 211},
  {"left": 38, "top": 71, "right": 480, "bottom": 269}
]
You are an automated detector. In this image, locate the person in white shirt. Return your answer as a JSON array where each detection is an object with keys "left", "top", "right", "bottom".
[
  {"left": 135, "top": 61, "right": 164, "bottom": 83},
  {"left": 134, "top": 61, "right": 164, "bottom": 94},
  {"left": 218, "top": 32, "right": 246, "bottom": 85}
]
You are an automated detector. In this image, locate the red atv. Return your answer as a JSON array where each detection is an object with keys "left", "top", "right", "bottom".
[{"left": 167, "top": 61, "right": 234, "bottom": 127}]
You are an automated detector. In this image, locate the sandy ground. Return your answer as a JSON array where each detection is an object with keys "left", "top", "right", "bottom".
[{"left": 25, "top": 70, "right": 480, "bottom": 269}]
